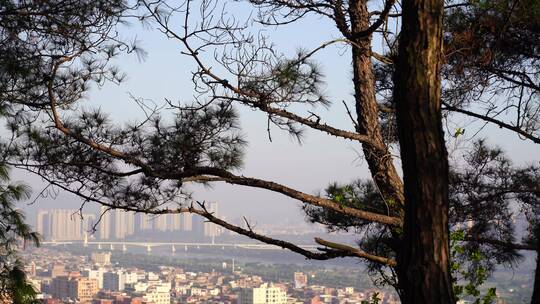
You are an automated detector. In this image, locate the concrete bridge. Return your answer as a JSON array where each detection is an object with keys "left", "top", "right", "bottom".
[{"left": 41, "top": 240, "right": 319, "bottom": 252}]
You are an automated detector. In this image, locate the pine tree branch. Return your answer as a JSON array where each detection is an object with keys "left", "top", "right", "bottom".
[
  {"left": 174, "top": 170, "right": 402, "bottom": 226},
  {"left": 214, "top": 95, "right": 377, "bottom": 144},
  {"left": 443, "top": 103, "right": 540, "bottom": 144},
  {"left": 314, "top": 237, "right": 397, "bottom": 266}
]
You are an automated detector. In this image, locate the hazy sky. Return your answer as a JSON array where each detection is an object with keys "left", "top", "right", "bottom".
[{"left": 13, "top": 1, "right": 539, "bottom": 228}]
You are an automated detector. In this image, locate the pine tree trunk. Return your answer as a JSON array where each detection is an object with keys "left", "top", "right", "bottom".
[
  {"left": 393, "top": 0, "right": 455, "bottom": 303},
  {"left": 348, "top": 3, "right": 405, "bottom": 295},
  {"left": 349, "top": 0, "right": 404, "bottom": 215},
  {"left": 532, "top": 250, "right": 540, "bottom": 304},
  {"left": 348, "top": 1, "right": 405, "bottom": 298}
]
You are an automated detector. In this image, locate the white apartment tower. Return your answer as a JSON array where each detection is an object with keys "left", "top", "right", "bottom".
[
  {"left": 138, "top": 213, "right": 153, "bottom": 231},
  {"left": 171, "top": 214, "right": 182, "bottom": 231},
  {"left": 182, "top": 213, "right": 192, "bottom": 231},
  {"left": 99, "top": 206, "right": 111, "bottom": 240},
  {"left": 36, "top": 209, "right": 50, "bottom": 239},
  {"left": 114, "top": 209, "right": 135, "bottom": 239},
  {"left": 49, "top": 209, "right": 82, "bottom": 241},
  {"left": 203, "top": 202, "right": 221, "bottom": 238},
  {"left": 154, "top": 214, "right": 168, "bottom": 231}
]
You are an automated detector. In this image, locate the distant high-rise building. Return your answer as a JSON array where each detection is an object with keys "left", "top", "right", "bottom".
[
  {"left": 48, "top": 209, "right": 83, "bottom": 241},
  {"left": 126, "top": 212, "right": 135, "bottom": 236},
  {"left": 37, "top": 210, "right": 98, "bottom": 241},
  {"left": 136, "top": 212, "right": 191, "bottom": 233},
  {"left": 204, "top": 202, "right": 221, "bottom": 238},
  {"left": 181, "top": 213, "right": 192, "bottom": 232},
  {"left": 114, "top": 210, "right": 124, "bottom": 239},
  {"left": 49, "top": 209, "right": 63, "bottom": 241},
  {"left": 138, "top": 213, "right": 153, "bottom": 231},
  {"left": 192, "top": 215, "right": 205, "bottom": 238},
  {"left": 36, "top": 210, "right": 50, "bottom": 240},
  {"left": 154, "top": 215, "right": 168, "bottom": 232},
  {"left": 98, "top": 206, "right": 111, "bottom": 240},
  {"left": 114, "top": 210, "right": 135, "bottom": 239},
  {"left": 170, "top": 214, "right": 182, "bottom": 231},
  {"left": 82, "top": 213, "right": 96, "bottom": 235}
]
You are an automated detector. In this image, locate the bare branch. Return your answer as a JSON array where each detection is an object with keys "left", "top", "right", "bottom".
[
  {"left": 443, "top": 103, "right": 540, "bottom": 144},
  {"left": 215, "top": 95, "right": 377, "bottom": 144},
  {"left": 342, "top": 100, "right": 359, "bottom": 130},
  {"left": 315, "top": 237, "right": 397, "bottom": 266},
  {"left": 173, "top": 170, "right": 402, "bottom": 226}
]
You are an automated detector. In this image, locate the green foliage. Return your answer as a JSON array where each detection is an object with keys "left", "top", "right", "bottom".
[
  {"left": 450, "top": 141, "right": 530, "bottom": 271},
  {"left": 0, "top": 165, "right": 39, "bottom": 303},
  {"left": 307, "top": 140, "right": 537, "bottom": 294},
  {"left": 3, "top": 263, "right": 39, "bottom": 304},
  {"left": 0, "top": 0, "right": 135, "bottom": 131},
  {"left": 239, "top": 49, "right": 328, "bottom": 108},
  {"left": 303, "top": 180, "right": 400, "bottom": 289},
  {"left": 450, "top": 230, "right": 497, "bottom": 304},
  {"left": 11, "top": 101, "right": 246, "bottom": 210},
  {"left": 453, "top": 127, "right": 465, "bottom": 138},
  {"left": 303, "top": 180, "right": 393, "bottom": 233}
]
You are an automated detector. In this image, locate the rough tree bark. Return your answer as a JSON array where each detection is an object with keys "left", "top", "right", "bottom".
[
  {"left": 349, "top": 0, "right": 405, "bottom": 212},
  {"left": 393, "top": 0, "right": 455, "bottom": 303},
  {"left": 348, "top": 0, "right": 406, "bottom": 297}
]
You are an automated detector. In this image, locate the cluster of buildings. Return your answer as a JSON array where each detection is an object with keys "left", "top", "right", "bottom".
[
  {"left": 23, "top": 248, "right": 398, "bottom": 304},
  {"left": 36, "top": 203, "right": 222, "bottom": 241}
]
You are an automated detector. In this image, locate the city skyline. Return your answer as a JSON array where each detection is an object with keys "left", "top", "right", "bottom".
[{"left": 35, "top": 203, "right": 223, "bottom": 242}]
